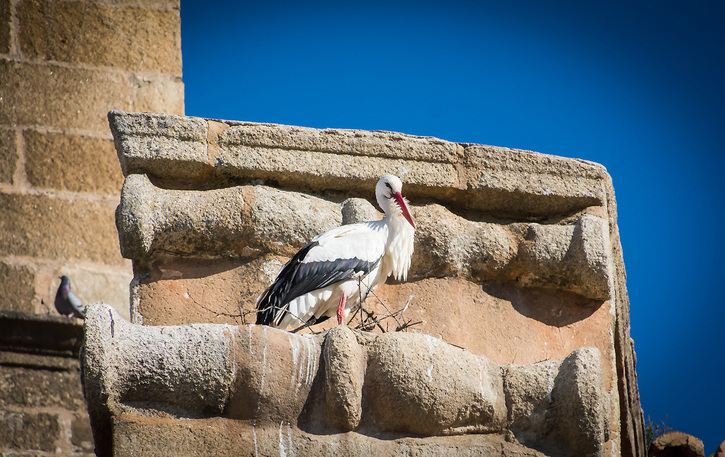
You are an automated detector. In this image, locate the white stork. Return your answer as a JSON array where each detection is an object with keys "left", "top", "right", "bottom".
[{"left": 256, "top": 174, "right": 416, "bottom": 331}]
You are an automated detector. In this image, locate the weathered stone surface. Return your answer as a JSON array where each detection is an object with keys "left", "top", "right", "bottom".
[
  {"left": 367, "top": 331, "right": 507, "bottom": 436},
  {"left": 103, "top": 112, "right": 644, "bottom": 456},
  {"left": 341, "top": 197, "right": 380, "bottom": 224},
  {"left": 83, "top": 303, "right": 610, "bottom": 456},
  {"left": 130, "top": 255, "right": 276, "bottom": 326},
  {"left": 83, "top": 304, "right": 236, "bottom": 454},
  {"left": 0, "top": 0, "right": 10, "bottom": 54},
  {"left": 649, "top": 431, "right": 705, "bottom": 457},
  {"left": 412, "top": 203, "right": 515, "bottom": 280},
  {"left": 0, "top": 309, "right": 84, "bottom": 359},
  {"left": 506, "top": 347, "right": 608, "bottom": 457},
  {"left": 131, "top": 74, "right": 185, "bottom": 116},
  {"left": 0, "top": 365, "right": 85, "bottom": 410},
  {"left": 109, "top": 111, "right": 609, "bottom": 218},
  {"left": 0, "top": 128, "right": 17, "bottom": 184},
  {"left": 0, "top": 192, "right": 122, "bottom": 265},
  {"left": 113, "top": 415, "right": 547, "bottom": 457},
  {"left": 71, "top": 411, "right": 95, "bottom": 453},
  {"left": 517, "top": 214, "right": 613, "bottom": 300},
  {"left": 225, "top": 324, "right": 322, "bottom": 425},
  {"left": 215, "top": 133, "right": 461, "bottom": 196},
  {"left": 0, "top": 411, "right": 61, "bottom": 451},
  {"left": 462, "top": 143, "right": 608, "bottom": 217},
  {"left": 18, "top": 0, "right": 182, "bottom": 75},
  {"left": 219, "top": 122, "right": 460, "bottom": 163},
  {"left": 24, "top": 130, "right": 123, "bottom": 195},
  {"left": 323, "top": 326, "right": 365, "bottom": 431},
  {"left": 0, "top": 60, "right": 183, "bottom": 131},
  {"left": 550, "top": 347, "right": 609, "bottom": 456},
  {"left": 109, "top": 110, "right": 207, "bottom": 178},
  {"left": 118, "top": 174, "right": 612, "bottom": 299},
  {"left": 369, "top": 279, "right": 615, "bottom": 376},
  {"left": 116, "top": 173, "right": 342, "bottom": 260},
  {"left": 0, "top": 262, "right": 36, "bottom": 313}
]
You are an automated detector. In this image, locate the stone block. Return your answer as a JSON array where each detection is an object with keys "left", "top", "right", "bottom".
[
  {"left": 219, "top": 122, "right": 461, "bottom": 163},
  {"left": 649, "top": 431, "right": 705, "bottom": 457},
  {"left": 84, "top": 304, "right": 609, "bottom": 456},
  {"left": 0, "top": 192, "right": 123, "bottom": 265},
  {"left": 131, "top": 75, "right": 185, "bottom": 118},
  {"left": 130, "top": 255, "right": 279, "bottom": 326},
  {"left": 119, "top": 174, "right": 611, "bottom": 299},
  {"left": 0, "top": 262, "right": 36, "bottom": 313},
  {"left": 0, "top": 128, "right": 17, "bottom": 184},
  {"left": 112, "top": 415, "right": 546, "bottom": 457},
  {"left": 0, "top": 365, "right": 85, "bottom": 410},
  {"left": 83, "top": 304, "right": 237, "bottom": 453},
  {"left": 367, "top": 331, "right": 507, "bottom": 436},
  {"left": 323, "top": 326, "right": 365, "bottom": 431},
  {"left": 215, "top": 122, "right": 462, "bottom": 194},
  {"left": 102, "top": 0, "right": 179, "bottom": 7},
  {"left": 0, "top": 59, "right": 184, "bottom": 132},
  {"left": 517, "top": 214, "right": 613, "bottom": 300},
  {"left": 505, "top": 347, "right": 608, "bottom": 457},
  {"left": 108, "top": 110, "right": 208, "bottom": 178},
  {"left": 71, "top": 411, "right": 95, "bottom": 454},
  {"left": 462, "top": 144, "right": 608, "bottom": 217},
  {"left": 17, "top": 0, "right": 181, "bottom": 75},
  {"left": 0, "top": 410, "right": 61, "bottom": 451},
  {"left": 0, "top": 0, "right": 9, "bottom": 54},
  {"left": 24, "top": 130, "right": 123, "bottom": 195},
  {"left": 109, "top": 112, "right": 610, "bottom": 218},
  {"left": 116, "top": 173, "right": 342, "bottom": 260}
]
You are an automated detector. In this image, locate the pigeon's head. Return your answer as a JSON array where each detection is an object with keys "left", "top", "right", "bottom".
[{"left": 58, "top": 275, "right": 71, "bottom": 287}]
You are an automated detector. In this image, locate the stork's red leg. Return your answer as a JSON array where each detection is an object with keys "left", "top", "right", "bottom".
[{"left": 337, "top": 294, "right": 347, "bottom": 325}]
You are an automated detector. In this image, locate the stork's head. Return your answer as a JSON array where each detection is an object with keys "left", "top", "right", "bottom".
[{"left": 376, "top": 175, "right": 416, "bottom": 229}]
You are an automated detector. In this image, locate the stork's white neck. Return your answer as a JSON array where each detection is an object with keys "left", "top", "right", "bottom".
[{"left": 383, "top": 211, "right": 415, "bottom": 281}]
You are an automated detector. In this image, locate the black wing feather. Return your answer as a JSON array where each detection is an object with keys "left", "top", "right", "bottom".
[{"left": 255, "top": 241, "right": 380, "bottom": 326}]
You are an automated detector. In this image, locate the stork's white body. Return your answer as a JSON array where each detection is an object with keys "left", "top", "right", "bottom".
[{"left": 256, "top": 175, "right": 416, "bottom": 331}]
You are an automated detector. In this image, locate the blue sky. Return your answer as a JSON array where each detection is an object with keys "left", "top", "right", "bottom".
[{"left": 181, "top": 1, "right": 725, "bottom": 451}]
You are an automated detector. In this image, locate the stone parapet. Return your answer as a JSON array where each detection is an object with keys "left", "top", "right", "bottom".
[
  {"left": 95, "top": 111, "right": 645, "bottom": 456},
  {"left": 84, "top": 304, "right": 610, "bottom": 457},
  {"left": 0, "top": 311, "right": 91, "bottom": 455},
  {"left": 109, "top": 110, "right": 608, "bottom": 218}
]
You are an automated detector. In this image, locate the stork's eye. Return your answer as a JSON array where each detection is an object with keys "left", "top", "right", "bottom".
[{"left": 385, "top": 182, "right": 393, "bottom": 191}]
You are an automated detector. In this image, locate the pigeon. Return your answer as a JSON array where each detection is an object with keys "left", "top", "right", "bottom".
[{"left": 54, "top": 275, "right": 86, "bottom": 319}]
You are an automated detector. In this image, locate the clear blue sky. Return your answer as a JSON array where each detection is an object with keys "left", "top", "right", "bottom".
[{"left": 181, "top": 0, "right": 725, "bottom": 451}]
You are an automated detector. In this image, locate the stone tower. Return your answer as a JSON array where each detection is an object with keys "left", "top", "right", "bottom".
[{"left": 0, "top": 0, "right": 182, "bottom": 454}]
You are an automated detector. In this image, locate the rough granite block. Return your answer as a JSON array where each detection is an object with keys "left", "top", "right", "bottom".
[{"left": 18, "top": 0, "right": 181, "bottom": 75}]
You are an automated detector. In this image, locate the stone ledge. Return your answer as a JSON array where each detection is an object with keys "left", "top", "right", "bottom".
[
  {"left": 114, "top": 415, "right": 547, "bottom": 457},
  {"left": 109, "top": 110, "right": 609, "bottom": 218},
  {"left": 0, "top": 310, "right": 83, "bottom": 358},
  {"left": 117, "top": 174, "right": 612, "bottom": 300},
  {"left": 84, "top": 304, "right": 609, "bottom": 457}
]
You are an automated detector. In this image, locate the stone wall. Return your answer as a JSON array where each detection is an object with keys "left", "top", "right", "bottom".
[
  {"left": 0, "top": 1, "right": 183, "bottom": 455},
  {"left": 82, "top": 111, "right": 646, "bottom": 456},
  {"left": 0, "top": 311, "right": 90, "bottom": 454}
]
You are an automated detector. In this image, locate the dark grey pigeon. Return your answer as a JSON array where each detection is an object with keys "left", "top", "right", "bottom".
[{"left": 54, "top": 275, "right": 86, "bottom": 319}]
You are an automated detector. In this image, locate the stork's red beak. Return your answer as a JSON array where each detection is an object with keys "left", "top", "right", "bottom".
[{"left": 392, "top": 192, "right": 416, "bottom": 229}]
